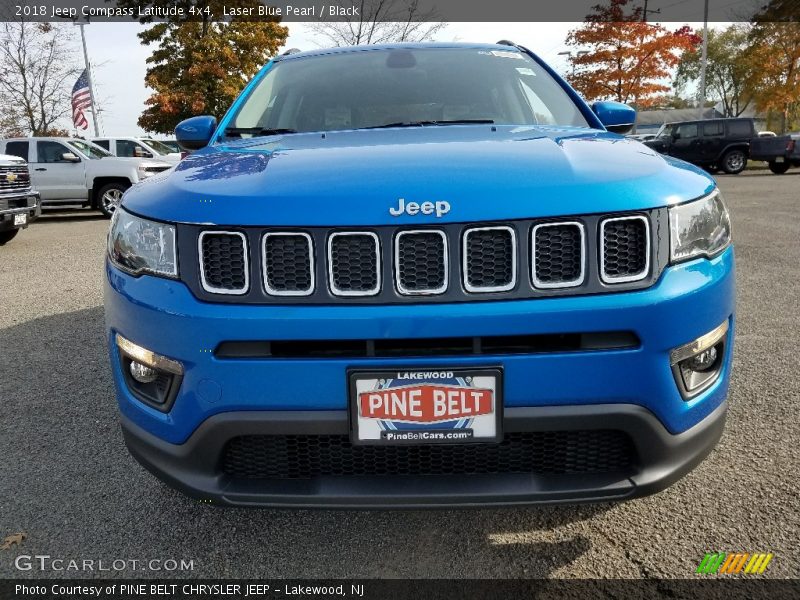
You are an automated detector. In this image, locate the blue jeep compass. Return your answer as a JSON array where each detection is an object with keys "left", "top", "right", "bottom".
[{"left": 105, "top": 43, "right": 734, "bottom": 507}]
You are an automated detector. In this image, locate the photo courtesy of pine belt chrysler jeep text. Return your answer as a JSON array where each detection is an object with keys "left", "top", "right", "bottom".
[{"left": 104, "top": 43, "right": 735, "bottom": 507}]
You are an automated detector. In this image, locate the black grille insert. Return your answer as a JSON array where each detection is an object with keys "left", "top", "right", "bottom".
[
  {"left": 199, "top": 232, "right": 248, "bottom": 293},
  {"left": 464, "top": 227, "right": 515, "bottom": 291},
  {"left": 396, "top": 230, "right": 447, "bottom": 294},
  {"left": 222, "top": 430, "right": 637, "bottom": 480},
  {"left": 601, "top": 217, "right": 649, "bottom": 282},
  {"left": 214, "top": 331, "right": 640, "bottom": 359},
  {"left": 263, "top": 233, "right": 313, "bottom": 295},
  {"left": 533, "top": 222, "right": 584, "bottom": 287},
  {"left": 0, "top": 165, "right": 31, "bottom": 192},
  {"left": 329, "top": 233, "right": 379, "bottom": 295}
]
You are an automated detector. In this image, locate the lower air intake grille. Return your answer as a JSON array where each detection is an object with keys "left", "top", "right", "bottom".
[
  {"left": 396, "top": 230, "right": 447, "bottom": 294},
  {"left": 328, "top": 233, "right": 380, "bottom": 295},
  {"left": 199, "top": 232, "right": 248, "bottom": 293},
  {"left": 533, "top": 222, "right": 584, "bottom": 287},
  {"left": 601, "top": 216, "right": 649, "bottom": 283},
  {"left": 222, "top": 430, "right": 636, "bottom": 480},
  {"left": 464, "top": 227, "right": 515, "bottom": 292},
  {"left": 263, "top": 233, "right": 313, "bottom": 295}
]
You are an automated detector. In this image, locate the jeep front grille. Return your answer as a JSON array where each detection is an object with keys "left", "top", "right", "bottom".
[
  {"left": 0, "top": 164, "right": 31, "bottom": 194},
  {"left": 185, "top": 210, "right": 663, "bottom": 304},
  {"left": 199, "top": 231, "right": 249, "bottom": 294}
]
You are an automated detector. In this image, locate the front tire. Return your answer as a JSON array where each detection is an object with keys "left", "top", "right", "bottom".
[
  {"left": 720, "top": 149, "right": 747, "bottom": 174},
  {"left": 0, "top": 229, "right": 20, "bottom": 245},
  {"left": 96, "top": 182, "right": 129, "bottom": 218},
  {"left": 768, "top": 160, "right": 790, "bottom": 174}
]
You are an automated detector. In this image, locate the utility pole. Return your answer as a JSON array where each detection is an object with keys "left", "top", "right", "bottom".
[
  {"left": 698, "top": 0, "right": 709, "bottom": 120},
  {"left": 75, "top": 17, "right": 100, "bottom": 136},
  {"left": 642, "top": 0, "right": 661, "bottom": 22}
]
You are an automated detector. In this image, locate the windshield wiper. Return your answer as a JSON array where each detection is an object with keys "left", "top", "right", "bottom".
[
  {"left": 360, "top": 119, "right": 495, "bottom": 130},
  {"left": 224, "top": 127, "right": 297, "bottom": 138}
]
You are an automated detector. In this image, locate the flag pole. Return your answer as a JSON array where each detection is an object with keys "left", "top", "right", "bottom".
[{"left": 76, "top": 17, "right": 100, "bottom": 136}]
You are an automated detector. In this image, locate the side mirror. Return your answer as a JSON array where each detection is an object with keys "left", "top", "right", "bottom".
[
  {"left": 134, "top": 147, "right": 153, "bottom": 158},
  {"left": 592, "top": 101, "right": 636, "bottom": 134},
  {"left": 61, "top": 152, "right": 81, "bottom": 163},
  {"left": 175, "top": 115, "right": 217, "bottom": 151}
]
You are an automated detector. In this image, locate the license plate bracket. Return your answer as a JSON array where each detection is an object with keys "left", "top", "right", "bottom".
[{"left": 349, "top": 367, "right": 503, "bottom": 445}]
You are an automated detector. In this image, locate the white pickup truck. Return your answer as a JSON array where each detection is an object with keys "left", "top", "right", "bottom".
[
  {"left": 92, "top": 136, "right": 182, "bottom": 164},
  {"left": 0, "top": 137, "right": 172, "bottom": 217}
]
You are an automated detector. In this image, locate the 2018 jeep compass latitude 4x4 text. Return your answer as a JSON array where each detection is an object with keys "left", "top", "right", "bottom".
[{"left": 104, "top": 43, "right": 734, "bottom": 507}]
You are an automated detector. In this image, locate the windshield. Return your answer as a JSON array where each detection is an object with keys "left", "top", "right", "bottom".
[
  {"left": 656, "top": 124, "right": 674, "bottom": 139},
  {"left": 142, "top": 138, "right": 175, "bottom": 155},
  {"left": 229, "top": 47, "right": 589, "bottom": 136},
  {"left": 68, "top": 139, "right": 112, "bottom": 159}
]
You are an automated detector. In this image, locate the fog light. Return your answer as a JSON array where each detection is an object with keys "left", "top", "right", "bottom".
[
  {"left": 116, "top": 334, "right": 184, "bottom": 410},
  {"left": 670, "top": 321, "right": 728, "bottom": 400},
  {"left": 130, "top": 361, "right": 158, "bottom": 383}
]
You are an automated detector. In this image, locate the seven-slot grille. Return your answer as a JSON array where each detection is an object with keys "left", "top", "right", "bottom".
[
  {"left": 194, "top": 212, "right": 656, "bottom": 301},
  {"left": 0, "top": 164, "right": 31, "bottom": 193},
  {"left": 600, "top": 216, "right": 650, "bottom": 283},
  {"left": 199, "top": 231, "right": 249, "bottom": 294},
  {"left": 532, "top": 222, "right": 585, "bottom": 288}
]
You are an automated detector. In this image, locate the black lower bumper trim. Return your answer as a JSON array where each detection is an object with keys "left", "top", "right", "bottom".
[{"left": 120, "top": 402, "right": 726, "bottom": 508}]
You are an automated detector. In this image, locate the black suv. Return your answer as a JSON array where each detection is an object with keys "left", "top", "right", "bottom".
[{"left": 644, "top": 118, "right": 755, "bottom": 175}]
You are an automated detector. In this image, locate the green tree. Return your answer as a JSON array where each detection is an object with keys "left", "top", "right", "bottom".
[
  {"left": 119, "top": 1, "right": 288, "bottom": 134},
  {"left": 675, "top": 25, "right": 753, "bottom": 117}
]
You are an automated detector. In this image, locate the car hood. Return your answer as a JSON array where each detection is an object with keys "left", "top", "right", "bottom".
[{"left": 122, "top": 125, "right": 715, "bottom": 226}]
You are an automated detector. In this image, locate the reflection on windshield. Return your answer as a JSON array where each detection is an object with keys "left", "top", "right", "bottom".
[
  {"left": 68, "top": 140, "right": 111, "bottom": 159},
  {"left": 143, "top": 139, "right": 174, "bottom": 155}
]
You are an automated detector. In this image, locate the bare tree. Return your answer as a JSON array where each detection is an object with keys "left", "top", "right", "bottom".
[
  {"left": 0, "top": 21, "right": 81, "bottom": 135},
  {"left": 306, "top": 0, "right": 446, "bottom": 47}
]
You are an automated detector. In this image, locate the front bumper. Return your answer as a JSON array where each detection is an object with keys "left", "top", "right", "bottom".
[
  {"left": 106, "top": 246, "right": 734, "bottom": 505},
  {"left": 121, "top": 400, "right": 727, "bottom": 507},
  {"left": 0, "top": 192, "right": 41, "bottom": 231}
]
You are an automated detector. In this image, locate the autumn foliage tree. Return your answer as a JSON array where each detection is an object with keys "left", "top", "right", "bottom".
[
  {"left": 565, "top": 0, "right": 699, "bottom": 109},
  {"left": 119, "top": 1, "right": 288, "bottom": 134},
  {"left": 742, "top": 0, "right": 800, "bottom": 132}
]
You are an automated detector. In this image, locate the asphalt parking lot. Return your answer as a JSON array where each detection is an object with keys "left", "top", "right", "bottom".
[{"left": 1, "top": 171, "right": 798, "bottom": 580}]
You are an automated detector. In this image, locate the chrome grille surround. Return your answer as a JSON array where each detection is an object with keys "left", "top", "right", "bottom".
[
  {"left": 600, "top": 215, "right": 650, "bottom": 284},
  {"left": 262, "top": 232, "right": 315, "bottom": 296},
  {"left": 394, "top": 229, "right": 449, "bottom": 295},
  {"left": 327, "top": 231, "right": 381, "bottom": 297},
  {"left": 462, "top": 226, "right": 517, "bottom": 293},
  {"left": 531, "top": 221, "right": 586, "bottom": 289},
  {"left": 198, "top": 231, "right": 250, "bottom": 295}
]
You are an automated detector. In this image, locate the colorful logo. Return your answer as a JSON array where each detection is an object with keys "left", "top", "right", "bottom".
[{"left": 696, "top": 552, "right": 774, "bottom": 575}]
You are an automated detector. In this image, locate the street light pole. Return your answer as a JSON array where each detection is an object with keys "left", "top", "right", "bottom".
[
  {"left": 698, "top": 0, "right": 709, "bottom": 120},
  {"left": 75, "top": 18, "right": 100, "bottom": 136}
]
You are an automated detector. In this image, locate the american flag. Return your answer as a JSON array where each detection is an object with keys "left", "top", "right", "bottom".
[{"left": 71, "top": 69, "right": 92, "bottom": 130}]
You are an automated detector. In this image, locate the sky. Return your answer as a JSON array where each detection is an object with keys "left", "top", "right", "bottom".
[{"left": 80, "top": 21, "right": 716, "bottom": 138}]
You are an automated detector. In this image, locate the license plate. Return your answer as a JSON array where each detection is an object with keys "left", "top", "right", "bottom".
[
  {"left": 349, "top": 367, "right": 502, "bottom": 445},
  {"left": 13, "top": 213, "right": 27, "bottom": 226}
]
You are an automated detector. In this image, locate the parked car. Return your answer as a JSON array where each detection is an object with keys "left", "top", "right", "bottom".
[
  {"left": 106, "top": 42, "right": 734, "bottom": 507},
  {"left": 0, "top": 137, "right": 172, "bottom": 217},
  {"left": 644, "top": 118, "right": 756, "bottom": 174},
  {"left": 757, "top": 131, "right": 777, "bottom": 138},
  {"left": 749, "top": 132, "right": 800, "bottom": 174},
  {"left": 91, "top": 136, "right": 182, "bottom": 164},
  {"left": 626, "top": 133, "right": 656, "bottom": 142},
  {"left": 158, "top": 139, "right": 180, "bottom": 153},
  {"left": 0, "top": 154, "right": 40, "bottom": 245}
]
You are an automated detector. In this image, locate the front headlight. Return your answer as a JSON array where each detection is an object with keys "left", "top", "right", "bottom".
[
  {"left": 107, "top": 209, "right": 177, "bottom": 278},
  {"left": 669, "top": 189, "right": 731, "bottom": 263}
]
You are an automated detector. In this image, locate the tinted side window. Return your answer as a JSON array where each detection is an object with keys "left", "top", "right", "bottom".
[
  {"left": 37, "top": 141, "right": 71, "bottom": 163},
  {"left": 727, "top": 120, "right": 753, "bottom": 137},
  {"left": 676, "top": 123, "right": 698, "bottom": 139},
  {"left": 116, "top": 140, "right": 138, "bottom": 157},
  {"left": 5, "top": 141, "right": 29, "bottom": 160},
  {"left": 94, "top": 139, "right": 110, "bottom": 150},
  {"left": 703, "top": 122, "right": 723, "bottom": 136}
]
